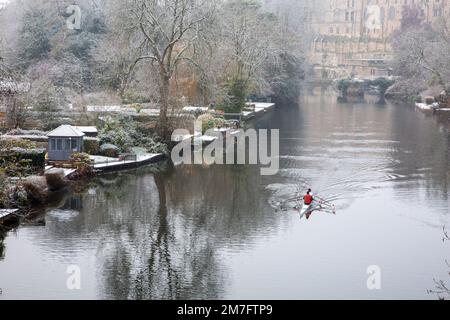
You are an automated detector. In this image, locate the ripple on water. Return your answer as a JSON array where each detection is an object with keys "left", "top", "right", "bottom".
[{"left": 270, "top": 128, "right": 434, "bottom": 213}]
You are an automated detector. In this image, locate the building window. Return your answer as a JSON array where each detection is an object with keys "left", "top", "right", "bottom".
[
  {"left": 388, "top": 7, "right": 396, "bottom": 20},
  {"left": 57, "top": 139, "right": 63, "bottom": 151},
  {"left": 50, "top": 139, "right": 56, "bottom": 151},
  {"left": 71, "top": 139, "right": 78, "bottom": 151},
  {"left": 64, "top": 139, "right": 71, "bottom": 151}
]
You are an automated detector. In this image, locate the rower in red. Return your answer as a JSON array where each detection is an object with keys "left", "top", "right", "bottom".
[
  {"left": 303, "top": 189, "right": 313, "bottom": 205},
  {"left": 303, "top": 189, "right": 314, "bottom": 219}
]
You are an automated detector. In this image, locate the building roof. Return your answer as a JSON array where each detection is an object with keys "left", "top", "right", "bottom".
[
  {"left": 75, "top": 126, "right": 98, "bottom": 134},
  {"left": 47, "top": 125, "right": 85, "bottom": 137}
]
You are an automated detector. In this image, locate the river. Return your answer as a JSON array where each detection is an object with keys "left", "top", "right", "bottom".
[{"left": 0, "top": 88, "right": 449, "bottom": 300}]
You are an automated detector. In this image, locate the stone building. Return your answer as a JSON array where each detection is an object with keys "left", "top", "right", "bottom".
[{"left": 308, "top": 0, "right": 450, "bottom": 80}]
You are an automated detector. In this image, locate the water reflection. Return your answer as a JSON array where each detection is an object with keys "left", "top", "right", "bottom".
[
  {"left": 10, "top": 162, "right": 276, "bottom": 299},
  {"left": 95, "top": 163, "right": 277, "bottom": 299},
  {"left": 0, "top": 231, "right": 5, "bottom": 260},
  {"left": 263, "top": 90, "right": 449, "bottom": 218},
  {"left": 388, "top": 105, "right": 450, "bottom": 200}
]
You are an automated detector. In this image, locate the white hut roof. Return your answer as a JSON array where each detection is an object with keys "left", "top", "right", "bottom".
[
  {"left": 75, "top": 126, "right": 98, "bottom": 134},
  {"left": 47, "top": 125, "right": 85, "bottom": 137}
]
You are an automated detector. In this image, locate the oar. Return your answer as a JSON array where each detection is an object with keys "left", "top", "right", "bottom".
[
  {"left": 284, "top": 193, "right": 304, "bottom": 203},
  {"left": 284, "top": 186, "right": 337, "bottom": 213},
  {"left": 315, "top": 195, "right": 334, "bottom": 206},
  {"left": 314, "top": 196, "right": 336, "bottom": 213},
  {"left": 286, "top": 195, "right": 301, "bottom": 202}
]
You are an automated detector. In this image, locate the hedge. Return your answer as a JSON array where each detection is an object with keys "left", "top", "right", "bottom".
[
  {"left": 0, "top": 148, "right": 46, "bottom": 176},
  {"left": 83, "top": 137, "right": 100, "bottom": 155}
]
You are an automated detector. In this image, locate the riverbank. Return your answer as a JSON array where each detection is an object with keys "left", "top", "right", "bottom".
[
  {"left": 326, "top": 77, "right": 450, "bottom": 129},
  {"left": 335, "top": 77, "right": 396, "bottom": 100},
  {"left": 91, "top": 153, "right": 166, "bottom": 174},
  {"left": 172, "top": 101, "right": 278, "bottom": 148},
  {"left": 0, "top": 209, "right": 18, "bottom": 225},
  {"left": 0, "top": 100, "right": 276, "bottom": 222}
]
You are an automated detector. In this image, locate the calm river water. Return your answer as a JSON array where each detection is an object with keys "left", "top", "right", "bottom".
[{"left": 1, "top": 88, "right": 449, "bottom": 300}]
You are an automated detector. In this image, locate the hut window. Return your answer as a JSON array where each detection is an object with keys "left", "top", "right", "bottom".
[
  {"left": 50, "top": 139, "right": 56, "bottom": 151},
  {"left": 71, "top": 139, "right": 78, "bottom": 150},
  {"left": 57, "top": 139, "right": 63, "bottom": 150},
  {"left": 64, "top": 139, "right": 71, "bottom": 151}
]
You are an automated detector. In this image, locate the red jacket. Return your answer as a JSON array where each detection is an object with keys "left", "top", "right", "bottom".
[{"left": 304, "top": 194, "right": 313, "bottom": 205}]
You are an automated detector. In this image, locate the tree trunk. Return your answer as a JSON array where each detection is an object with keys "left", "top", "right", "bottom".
[
  {"left": 158, "top": 73, "right": 170, "bottom": 139},
  {"left": 119, "top": 76, "right": 127, "bottom": 99}
]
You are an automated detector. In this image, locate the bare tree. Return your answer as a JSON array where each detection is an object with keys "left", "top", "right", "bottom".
[
  {"left": 428, "top": 227, "right": 450, "bottom": 300},
  {"left": 1, "top": 40, "right": 26, "bottom": 130},
  {"left": 93, "top": 0, "right": 146, "bottom": 98},
  {"left": 221, "top": 1, "right": 274, "bottom": 93},
  {"left": 129, "top": 0, "right": 216, "bottom": 138},
  {"left": 392, "top": 13, "right": 450, "bottom": 97}
]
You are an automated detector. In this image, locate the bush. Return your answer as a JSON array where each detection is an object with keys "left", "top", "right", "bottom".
[
  {"left": 99, "top": 127, "right": 134, "bottom": 153},
  {"left": 336, "top": 78, "right": 353, "bottom": 96},
  {"left": 69, "top": 153, "right": 93, "bottom": 167},
  {"left": 425, "top": 96, "right": 435, "bottom": 105},
  {"left": 0, "top": 173, "right": 7, "bottom": 208},
  {"left": 100, "top": 144, "right": 119, "bottom": 157},
  {"left": 83, "top": 138, "right": 100, "bottom": 155},
  {"left": 68, "top": 153, "right": 94, "bottom": 180},
  {"left": 68, "top": 164, "right": 95, "bottom": 180},
  {"left": 99, "top": 116, "right": 169, "bottom": 155},
  {"left": 130, "top": 147, "right": 147, "bottom": 156},
  {"left": 5, "top": 129, "right": 47, "bottom": 137},
  {"left": 7, "top": 184, "right": 29, "bottom": 208},
  {"left": 0, "top": 138, "right": 37, "bottom": 150},
  {"left": 45, "top": 169, "right": 68, "bottom": 191},
  {"left": 121, "top": 91, "right": 151, "bottom": 104},
  {"left": 369, "top": 78, "right": 395, "bottom": 96},
  {"left": 15, "top": 148, "right": 46, "bottom": 167},
  {"left": 197, "top": 114, "right": 214, "bottom": 134},
  {"left": 1, "top": 174, "right": 36, "bottom": 209},
  {"left": 217, "top": 77, "right": 248, "bottom": 113},
  {"left": 385, "top": 79, "right": 427, "bottom": 101},
  {"left": 0, "top": 146, "right": 46, "bottom": 177},
  {"left": 130, "top": 103, "right": 143, "bottom": 114},
  {"left": 20, "top": 176, "right": 48, "bottom": 204},
  {"left": 213, "top": 117, "right": 225, "bottom": 129},
  {"left": 336, "top": 78, "right": 366, "bottom": 97},
  {"left": 197, "top": 114, "right": 225, "bottom": 134},
  {"left": 146, "top": 139, "right": 169, "bottom": 155}
]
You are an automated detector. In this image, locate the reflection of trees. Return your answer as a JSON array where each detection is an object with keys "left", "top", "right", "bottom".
[
  {"left": 98, "top": 164, "right": 228, "bottom": 299},
  {"left": 98, "top": 162, "right": 276, "bottom": 299},
  {"left": 388, "top": 103, "right": 450, "bottom": 203},
  {"left": 16, "top": 161, "right": 276, "bottom": 299},
  {"left": 0, "top": 230, "right": 5, "bottom": 260},
  {"left": 165, "top": 164, "right": 276, "bottom": 243},
  {"left": 21, "top": 158, "right": 277, "bottom": 299}
]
